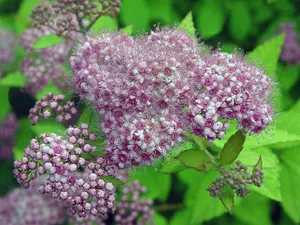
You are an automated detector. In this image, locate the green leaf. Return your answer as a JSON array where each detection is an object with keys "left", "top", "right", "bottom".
[
  {"left": 129, "top": 166, "right": 171, "bottom": 201},
  {"left": 178, "top": 169, "right": 227, "bottom": 223},
  {"left": 234, "top": 192, "right": 272, "bottom": 225},
  {"left": 101, "top": 176, "right": 125, "bottom": 186},
  {"left": 36, "top": 82, "right": 60, "bottom": 99},
  {"left": 90, "top": 16, "right": 118, "bottom": 34},
  {"left": 228, "top": 1, "right": 252, "bottom": 42},
  {"left": 179, "top": 12, "right": 195, "bottom": 37},
  {"left": 148, "top": 0, "right": 179, "bottom": 25},
  {"left": 247, "top": 34, "right": 285, "bottom": 75},
  {"left": 119, "top": 0, "right": 151, "bottom": 33},
  {"left": 33, "top": 34, "right": 63, "bottom": 49},
  {"left": 0, "top": 87, "right": 10, "bottom": 124},
  {"left": 277, "top": 64, "right": 299, "bottom": 92},
  {"left": 220, "top": 130, "right": 246, "bottom": 166},
  {"left": 169, "top": 209, "right": 192, "bottom": 225},
  {"left": 31, "top": 119, "right": 66, "bottom": 135},
  {"left": 237, "top": 147, "right": 282, "bottom": 201},
  {"left": 159, "top": 159, "right": 186, "bottom": 174},
  {"left": 277, "top": 100, "right": 300, "bottom": 136},
  {"left": 176, "top": 149, "right": 213, "bottom": 172},
  {"left": 0, "top": 71, "right": 25, "bottom": 87},
  {"left": 220, "top": 187, "right": 234, "bottom": 215},
  {"left": 253, "top": 156, "right": 263, "bottom": 173},
  {"left": 196, "top": 1, "right": 225, "bottom": 38},
  {"left": 153, "top": 213, "right": 168, "bottom": 225},
  {"left": 121, "top": 25, "right": 133, "bottom": 35}
]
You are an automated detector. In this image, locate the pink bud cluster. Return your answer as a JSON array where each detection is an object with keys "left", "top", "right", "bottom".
[
  {"left": 13, "top": 124, "right": 118, "bottom": 218},
  {"left": 0, "top": 188, "right": 65, "bottom": 225},
  {"left": 115, "top": 180, "right": 154, "bottom": 225},
  {"left": 71, "top": 27, "right": 274, "bottom": 168},
  {"left": 28, "top": 93, "right": 77, "bottom": 125},
  {"left": 0, "top": 113, "right": 18, "bottom": 159},
  {"left": 0, "top": 29, "right": 15, "bottom": 67},
  {"left": 277, "top": 23, "right": 300, "bottom": 65}
]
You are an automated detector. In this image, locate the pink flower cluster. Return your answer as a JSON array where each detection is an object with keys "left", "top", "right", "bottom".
[
  {"left": 71, "top": 27, "right": 274, "bottom": 168},
  {"left": 28, "top": 93, "right": 77, "bottom": 125},
  {"left": 13, "top": 123, "right": 118, "bottom": 218},
  {"left": 0, "top": 188, "right": 65, "bottom": 225},
  {"left": 277, "top": 23, "right": 300, "bottom": 65},
  {"left": 0, "top": 29, "right": 15, "bottom": 68},
  {"left": 0, "top": 113, "right": 18, "bottom": 159}
]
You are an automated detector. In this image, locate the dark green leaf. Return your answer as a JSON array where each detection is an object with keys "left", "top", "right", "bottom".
[
  {"left": 176, "top": 149, "right": 213, "bottom": 172},
  {"left": 220, "top": 130, "right": 245, "bottom": 165},
  {"left": 33, "top": 34, "right": 63, "bottom": 49}
]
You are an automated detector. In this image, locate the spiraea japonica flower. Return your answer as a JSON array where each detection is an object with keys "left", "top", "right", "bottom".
[
  {"left": 0, "top": 113, "right": 18, "bottom": 159},
  {"left": 71, "top": 27, "right": 275, "bottom": 168},
  {"left": 13, "top": 123, "right": 117, "bottom": 218},
  {"left": 0, "top": 188, "right": 65, "bottom": 225},
  {"left": 277, "top": 23, "right": 300, "bottom": 65}
]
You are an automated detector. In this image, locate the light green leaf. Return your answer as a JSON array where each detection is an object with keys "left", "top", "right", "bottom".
[
  {"left": 90, "top": 16, "right": 118, "bottom": 34},
  {"left": 228, "top": 1, "right": 252, "bottom": 42},
  {"left": 196, "top": 1, "right": 225, "bottom": 38},
  {"left": 277, "top": 64, "right": 299, "bottom": 92},
  {"left": 179, "top": 12, "right": 195, "bottom": 37},
  {"left": 169, "top": 209, "right": 193, "bottom": 225},
  {"left": 121, "top": 25, "right": 133, "bottom": 35},
  {"left": 36, "top": 82, "right": 60, "bottom": 99},
  {"left": 277, "top": 100, "right": 300, "bottom": 136},
  {"left": 33, "top": 34, "right": 63, "bottom": 49},
  {"left": 0, "top": 87, "right": 10, "bottom": 124},
  {"left": 159, "top": 159, "right": 186, "bottom": 174},
  {"left": 253, "top": 156, "right": 263, "bottom": 173},
  {"left": 220, "top": 130, "right": 246, "bottom": 165},
  {"left": 129, "top": 166, "right": 171, "bottom": 201},
  {"left": 247, "top": 34, "right": 285, "bottom": 75},
  {"left": 101, "top": 176, "right": 125, "bottom": 186},
  {"left": 176, "top": 149, "right": 213, "bottom": 172},
  {"left": 31, "top": 119, "right": 66, "bottom": 135},
  {"left": 153, "top": 213, "right": 168, "bottom": 225},
  {"left": 220, "top": 187, "right": 234, "bottom": 215},
  {"left": 177, "top": 169, "right": 227, "bottom": 223},
  {"left": 0, "top": 71, "right": 25, "bottom": 87},
  {"left": 119, "top": 0, "right": 151, "bottom": 33},
  {"left": 234, "top": 192, "right": 272, "bottom": 225},
  {"left": 237, "top": 147, "right": 282, "bottom": 201}
]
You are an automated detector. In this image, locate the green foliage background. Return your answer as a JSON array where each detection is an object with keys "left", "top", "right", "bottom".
[{"left": 1, "top": 0, "right": 300, "bottom": 225}]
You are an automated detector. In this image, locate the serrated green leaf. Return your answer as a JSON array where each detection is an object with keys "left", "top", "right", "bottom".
[
  {"left": 0, "top": 71, "right": 25, "bottom": 87},
  {"left": 247, "top": 34, "right": 285, "bottom": 75},
  {"left": 228, "top": 1, "right": 252, "bottom": 42},
  {"left": 90, "top": 16, "right": 118, "bottom": 33},
  {"left": 220, "top": 187, "right": 234, "bottom": 215},
  {"left": 179, "top": 12, "right": 195, "bottom": 37},
  {"left": 220, "top": 130, "right": 245, "bottom": 165},
  {"left": 129, "top": 166, "right": 171, "bottom": 201},
  {"left": 196, "top": 1, "right": 225, "bottom": 38},
  {"left": 121, "top": 25, "right": 133, "bottom": 35},
  {"left": 33, "top": 34, "right": 63, "bottom": 49},
  {"left": 176, "top": 150, "right": 213, "bottom": 172}
]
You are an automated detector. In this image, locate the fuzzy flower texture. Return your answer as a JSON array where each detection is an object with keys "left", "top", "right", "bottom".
[{"left": 71, "top": 27, "right": 274, "bottom": 169}]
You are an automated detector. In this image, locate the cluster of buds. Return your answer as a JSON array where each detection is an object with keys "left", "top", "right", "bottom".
[
  {"left": 71, "top": 27, "right": 274, "bottom": 168},
  {"left": 13, "top": 124, "right": 119, "bottom": 218},
  {"left": 207, "top": 161, "right": 264, "bottom": 198},
  {"left": 0, "top": 188, "right": 65, "bottom": 225},
  {"left": 0, "top": 113, "right": 18, "bottom": 159},
  {"left": 277, "top": 23, "right": 300, "bottom": 65},
  {"left": 115, "top": 181, "right": 154, "bottom": 225},
  {"left": 28, "top": 93, "right": 77, "bottom": 125},
  {"left": 0, "top": 29, "right": 15, "bottom": 68}
]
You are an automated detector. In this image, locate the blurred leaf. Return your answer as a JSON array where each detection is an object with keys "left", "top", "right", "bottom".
[
  {"left": 36, "top": 82, "right": 60, "bottom": 99},
  {"left": 0, "top": 87, "right": 10, "bottom": 124},
  {"left": 247, "top": 34, "right": 285, "bottom": 75},
  {"left": 234, "top": 192, "right": 272, "bottom": 225},
  {"left": 129, "top": 166, "right": 171, "bottom": 201},
  {"left": 90, "top": 16, "right": 118, "bottom": 33},
  {"left": 119, "top": 0, "right": 151, "bottom": 33},
  {"left": 176, "top": 149, "right": 213, "bottom": 172},
  {"left": 278, "top": 64, "right": 299, "bottom": 92},
  {"left": 228, "top": 1, "right": 252, "bottom": 42},
  {"left": 121, "top": 25, "right": 133, "bottom": 35},
  {"left": 159, "top": 159, "right": 186, "bottom": 174},
  {"left": 0, "top": 71, "right": 25, "bottom": 87},
  {"left": 169, "top": 209, "right": 193, "bottom": 225},
  {"left": 267, "top": 0, "right": 276, "bottom": 3},
  {"left": 179, "top": 12, "right": 195, "bottom": 37},
  {"left": 220, "top": 131, "right": 245, "bottom": 166},
  {"left": 280, "top": 148, "right": 300, "bottom": 224},
  {"left": 196, "top": 1, "right": 225, "bottom": 38},
  {"left": 0, "top": 15, "right": 15, "bottom": 29},
  {"left": 237, "top": 147, "right": 282, "bottom": 201},
  {"left": 254, "top": 5, "right": 273, "bottom": 24},
  {"left": 220, "top": 187, "right": 234, "bottom": 215},
  {"left": 33, "top": 34, "right": 63, "bottom": 49},
  {"left": 177, "top": 169, "right": 227, "bottom": 223},
  {"left": 153, "top": 213, "right": 168, "bottom": 225},
  {"left": 148, "top": 0, "right": 178, "bottom": 25},
  {"left": 221, "top": 43, "right": 239, "bottom": 53},
  {"left": 277, "top": 100, "right": 300, "bottom": 135},
  {"left": 31, "top": 119, "right": 66, "bottom": 135},
  {"left": 101, "top": 176, "right": 125, "bottom": 186}
]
